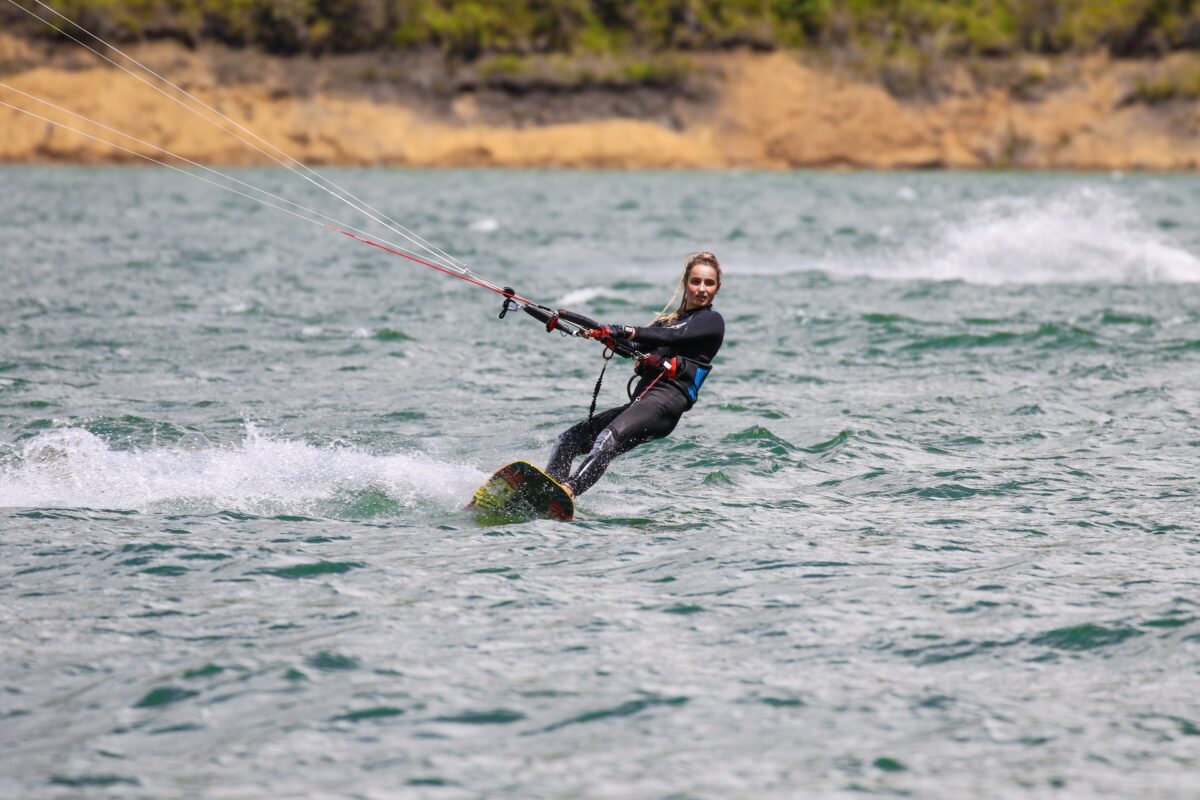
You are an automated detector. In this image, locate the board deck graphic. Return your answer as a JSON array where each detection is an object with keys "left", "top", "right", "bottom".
[{"left": 468, "top": 461, "right": 574, "bottom": 522}]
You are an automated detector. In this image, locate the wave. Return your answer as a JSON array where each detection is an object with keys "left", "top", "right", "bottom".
[
  {"left": 557, "top": 286, "right": 624, "bottom": 306},
  {"left": 828, "top": 186, "right": 1200, "bottom": 285},
  {"left": 469, "top": 217, "right": 500, "bottom": 233},
  {"left": 0, "top": 425, "right": 484, "bottom": 518}
]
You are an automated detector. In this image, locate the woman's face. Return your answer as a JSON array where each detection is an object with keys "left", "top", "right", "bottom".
[{"left": 683, "top": 264, "right": 720, "bottom": 310}]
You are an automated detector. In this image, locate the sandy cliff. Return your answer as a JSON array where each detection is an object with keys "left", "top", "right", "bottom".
[{"left": 2, "top": 35, "right": 1198, "bottom": 170}]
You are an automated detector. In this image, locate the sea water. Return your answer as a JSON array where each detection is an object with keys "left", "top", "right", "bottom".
[{"left": 1, "top": 167, "right": 1199, "bottom": 799}]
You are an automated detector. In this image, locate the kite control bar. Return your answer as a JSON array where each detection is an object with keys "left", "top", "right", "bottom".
[
  {"left": 507, "top": 297, "right": 637, "bottom": 359},
  {"left": 555, "top": 308, "right": 639, "bottom": 359}
]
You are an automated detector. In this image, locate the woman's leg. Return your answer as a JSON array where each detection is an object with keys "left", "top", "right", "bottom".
[
  {"left": 567, "top": 388, "right": 687, "bottom": 496},
  {"left": 545, "top": 405, "right": 627, "bottom": 483}
]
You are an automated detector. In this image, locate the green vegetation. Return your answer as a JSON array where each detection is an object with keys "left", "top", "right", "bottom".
[
  {"left": 6, "top": 0, "right": 1200, "bottom": 62},
  {"left": 1134, "top": 59, "right": 1200, "bottom": 102},
  {"left": 476, "top": 51, "right": 693, "bottom": 89}
]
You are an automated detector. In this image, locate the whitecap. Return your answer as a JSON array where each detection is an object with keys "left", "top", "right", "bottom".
[
  {"left": 557, "top": 287, "right": 619, "bottom": 306},
  {"left": 830, "top": 186, "right": 1200, "bottom": 285}
]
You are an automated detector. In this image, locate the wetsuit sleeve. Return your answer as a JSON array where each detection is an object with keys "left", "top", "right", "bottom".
[{"left": 632, "top": 311, "right": 725, "bottom": 350}]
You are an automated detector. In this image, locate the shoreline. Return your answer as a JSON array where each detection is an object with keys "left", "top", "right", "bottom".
[
  {"left": 2, "top": 37, "right": 1199, "bottom": 171},
  {"left": 2, "top": 161, "right": 1194, "bottom": 175}
]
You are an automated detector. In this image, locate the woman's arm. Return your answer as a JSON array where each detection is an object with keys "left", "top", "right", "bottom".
[{"left": 631, "top": 311, "right": 725, "bottom": 349}]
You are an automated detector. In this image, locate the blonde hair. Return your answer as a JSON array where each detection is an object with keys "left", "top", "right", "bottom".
[{"left": 654, "top": 251, "right": 722, "bottom": 324}]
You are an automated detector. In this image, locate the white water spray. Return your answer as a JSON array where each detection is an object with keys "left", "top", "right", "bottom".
[
  {"left": 853, "top": 186, "right": 1200, "bottom": 285},
  {"left": 0, "top": 425, "right": 484, "bottom": 516}
]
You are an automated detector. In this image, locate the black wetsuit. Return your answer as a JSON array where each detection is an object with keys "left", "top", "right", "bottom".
[{"left": 546, "top": 305, "right": 725, "bottom": 495}]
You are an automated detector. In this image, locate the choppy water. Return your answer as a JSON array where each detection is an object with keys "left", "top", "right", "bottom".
[{"left": 2, "top": 167, "right": 1200, "bottom": 799}]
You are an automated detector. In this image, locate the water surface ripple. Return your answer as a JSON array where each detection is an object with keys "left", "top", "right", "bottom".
[{"left": 1, "top": 169, "right": 1199, "bottom": 798}]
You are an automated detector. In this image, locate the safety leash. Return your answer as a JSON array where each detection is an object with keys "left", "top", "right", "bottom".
[
  {"left": 588, "top": 349, "right": 615, "bottom": 421},
  {"left": 635, "top": 370, "right": 667, "bottom": 402}
]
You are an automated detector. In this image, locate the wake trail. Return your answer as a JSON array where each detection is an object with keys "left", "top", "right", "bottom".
[{"left": 0, "top": 425, "right": 485, "bottom": 518}]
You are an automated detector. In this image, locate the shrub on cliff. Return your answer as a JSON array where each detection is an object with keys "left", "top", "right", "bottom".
[{"left": 3, "top": 0, "right": 1199, "bottom": 61}]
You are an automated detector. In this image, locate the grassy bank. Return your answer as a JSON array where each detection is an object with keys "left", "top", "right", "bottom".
[{"left": 6, "top": 0, "right": 1200, "bottom": 62}]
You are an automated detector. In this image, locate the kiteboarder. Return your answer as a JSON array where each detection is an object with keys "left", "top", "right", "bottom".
[{"left": 545, "top": 251, "right": 725, "bottom": 497}]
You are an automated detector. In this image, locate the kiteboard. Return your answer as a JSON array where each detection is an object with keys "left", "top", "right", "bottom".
[{"left": 468, "top": 461, "right": 574, "bottom": 523}]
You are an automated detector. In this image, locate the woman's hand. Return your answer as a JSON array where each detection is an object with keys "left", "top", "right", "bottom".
[
  {"left": 582, "top": 324, "right": 634, "bottom": 340},
  {"left": 635, "top": 353, "right": 678, "bottom": 379}
]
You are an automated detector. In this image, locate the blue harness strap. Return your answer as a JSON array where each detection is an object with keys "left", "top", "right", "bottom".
[{"left": 687, "top": 366, "right": 710, "bottom": 403}]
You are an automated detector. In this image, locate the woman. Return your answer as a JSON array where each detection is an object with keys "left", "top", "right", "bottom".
[{"left": 546, "top": 251, "right": 725, "bottom": 497}]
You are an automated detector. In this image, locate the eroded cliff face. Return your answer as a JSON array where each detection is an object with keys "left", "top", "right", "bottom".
[
  {"left": 714, "top": 52, "right": 1200, "bottom": 170},
  {"left": 1, "top": 35, "right": 1198, "bottom": 170}
]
